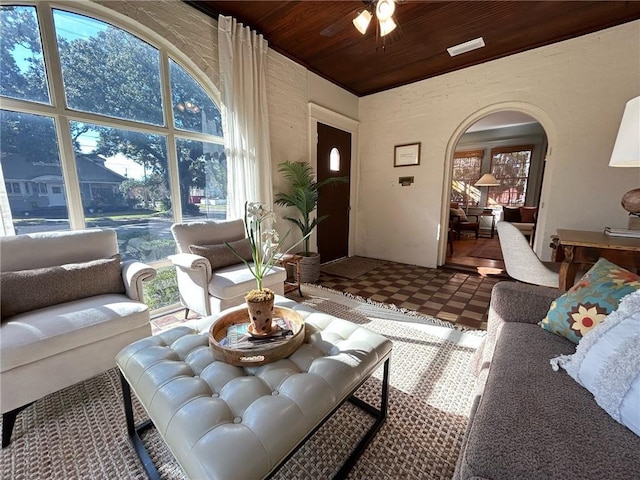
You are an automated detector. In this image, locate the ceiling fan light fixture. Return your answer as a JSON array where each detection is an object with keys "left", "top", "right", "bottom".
[
  {"left": 379, "top": 17, "right": 397, "bottom": 37},
  {"left": 353, "top": 9, "right": 373, "bottom": 35},
  {"left": 376, "top": 0, "right": 395, "bottom": 21},
  {"left": 447, "top": 37, "right": 486, "bottom": 57}
]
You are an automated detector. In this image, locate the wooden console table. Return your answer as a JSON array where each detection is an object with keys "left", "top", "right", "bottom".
[{"left": 555, "top": 229, "right": 640, "bottom": 290}]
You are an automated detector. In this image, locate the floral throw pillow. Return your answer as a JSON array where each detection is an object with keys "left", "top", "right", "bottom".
[{"left": 539, "top": 258, "right": 640, "bottom": 343}]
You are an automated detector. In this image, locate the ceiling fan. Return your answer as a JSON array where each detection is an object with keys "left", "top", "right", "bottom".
[{"left": 353, "top": 0, "right": 398, "bottom": 37}]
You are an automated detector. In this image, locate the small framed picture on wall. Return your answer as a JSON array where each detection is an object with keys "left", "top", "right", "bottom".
[{"left": 394, "top": 142, "right": 421, "bottom": 167}]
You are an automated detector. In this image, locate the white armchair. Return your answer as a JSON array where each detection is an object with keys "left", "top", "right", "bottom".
[
  {"left": 170, "top": 219, "right": 286, "bottom": 318},
  {"left": 0, "top": 229, "right": 156, "bottom": 447}
]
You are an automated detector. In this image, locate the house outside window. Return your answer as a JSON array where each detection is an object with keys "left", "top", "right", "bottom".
[
  {"left": 0, "top": 4, "right": 226, "bottom": 311},
  {"left": 488, "top": 145, "right": 534, "bottom": 206}
]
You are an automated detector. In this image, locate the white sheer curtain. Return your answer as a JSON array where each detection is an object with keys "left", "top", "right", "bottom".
[{"left": 218, "top": 15, "right": 273, "bottom": 220}]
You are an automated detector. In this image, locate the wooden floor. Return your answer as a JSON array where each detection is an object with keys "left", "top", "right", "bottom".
[{"left": 445, "top": 234, "right": 506, "bottom": 277}]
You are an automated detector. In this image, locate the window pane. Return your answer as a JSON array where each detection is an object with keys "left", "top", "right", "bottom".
[
  {"left": 489, "top": 147, "right": 533, "bottom": 206},
  {"left": 452, "top": 150, "right": 482, "bottom": 206},
  {"left": 143, "top": 265, "right": 180, "bottom": 312},
  {"left": 54, "top": 10, "right": 163, "bottom": 125},
  {"left": 0, "top": 6, "right": 50, "bottom": 104},
  {"left": 170, "top": 59, "right": 222, "bottom": 136},
  {"left": 72, "top": 121, "right": 174, "bottom": 263},
  {"left": 176, "top": 138, "right": 227, "bottom": 220},
  {"left": 1, "top": 109, "right": 69, "bottom": 233}
]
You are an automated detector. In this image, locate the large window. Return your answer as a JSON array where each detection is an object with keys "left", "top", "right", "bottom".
[
  {"left": 451, "top": 150, "right": 483, "bottom": 206},
  {"left": 0, "top": 4, "right": 225, "bottom": 310},
  {"left": 488, "top": 145, "right": 534, "bottom": 206}
]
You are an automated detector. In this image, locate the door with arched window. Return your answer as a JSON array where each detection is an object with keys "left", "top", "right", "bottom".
[{"left": 317, "top": 122, "right": 351, "bottom": 263}]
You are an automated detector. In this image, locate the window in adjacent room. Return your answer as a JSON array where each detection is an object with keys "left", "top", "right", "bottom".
[
  {"left": 488, "top": 145, "right": 534, "bottom": 206},
  {"left": 451, "top": 150, "right": 483, "bottom": 207}
]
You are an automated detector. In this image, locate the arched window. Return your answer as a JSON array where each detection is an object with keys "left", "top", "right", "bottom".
[{"left": 1, "top": 4, "right": 226, "bottom": 310}]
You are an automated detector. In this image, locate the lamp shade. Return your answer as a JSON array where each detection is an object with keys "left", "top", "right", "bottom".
[
  {"left": 474, "top": 173, "right": 501, "bottom": 187},
  {"left": 379, "top": 17, "right": 397, "bottom": 36},
  {"left": 609, "top": 96, "right": 640, "bottom": 167},
  {"left": 353, "top": 10, "right": 372, "bottom": 35}
]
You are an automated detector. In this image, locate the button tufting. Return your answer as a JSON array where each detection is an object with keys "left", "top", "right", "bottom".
[
  {"left": 212, "top": 393, "right": 219, "bottom": 398},
  {"left": 233, "top": 417, "right": 242, "bottom": 424},
  {"left": 272, "top": 390, "right": 279, "bottom": 395}
]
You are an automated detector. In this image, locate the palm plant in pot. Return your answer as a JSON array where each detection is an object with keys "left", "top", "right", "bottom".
[{"left": 275, "top": 161, "right": 348, "bottom": 283}]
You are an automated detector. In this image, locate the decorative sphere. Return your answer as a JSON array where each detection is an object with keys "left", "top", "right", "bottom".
[{"left": 621, "top": 188, "right": 640, "bottom": 214}]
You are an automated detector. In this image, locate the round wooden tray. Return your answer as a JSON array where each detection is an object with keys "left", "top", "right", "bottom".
[{"left": 209, "top": 305, "right": 305, "bottom": 367}]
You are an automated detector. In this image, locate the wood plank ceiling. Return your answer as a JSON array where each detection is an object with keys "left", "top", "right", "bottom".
[{"left": 186, "top": 1, "right": 640, "bottom": 97}]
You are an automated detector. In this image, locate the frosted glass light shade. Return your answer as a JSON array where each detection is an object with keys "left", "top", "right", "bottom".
[
  {"left": 609, "top": 96, "right": 640, "bottom": 167},
  {"left": 376, "top": 0, "right": 395, "bottom": 21},
  {"left": 379, "top": 17, "right": 397, "bottom": 36},
  {"left": 353, "top": 10, "right": 372, "bottom": 35}
]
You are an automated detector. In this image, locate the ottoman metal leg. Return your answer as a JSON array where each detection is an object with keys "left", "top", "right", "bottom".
[{"left": 119, "top": 372, "right": 160, "bottom": 480}]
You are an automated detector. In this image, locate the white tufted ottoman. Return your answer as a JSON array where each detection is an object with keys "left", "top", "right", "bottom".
[{"left": 116, "top": 297, "right": 392, "bottom": 480}]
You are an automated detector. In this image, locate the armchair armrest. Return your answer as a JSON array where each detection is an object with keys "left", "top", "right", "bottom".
[
  {"left": 122, "top": 260, "right": 157, "bottom": 302},
  {"left": 169, "top": 253, "right": 212, "bottom": 275}
]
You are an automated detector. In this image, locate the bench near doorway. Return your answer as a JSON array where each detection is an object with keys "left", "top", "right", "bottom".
[{"left": 117, "top": 297, "right": 392, "bottom": 479}]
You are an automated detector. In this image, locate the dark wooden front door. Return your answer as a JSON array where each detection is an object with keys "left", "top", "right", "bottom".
[{"left": 317, "top": 122, "right": 351, "bottom": 263}]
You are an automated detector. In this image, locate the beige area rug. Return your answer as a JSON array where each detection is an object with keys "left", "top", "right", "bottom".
[
  {"left": 320, "top": 256, "right": 389, "bottom": 279},
  {"left": 1, "top": 285, "right": 485, "bottom": 480}
]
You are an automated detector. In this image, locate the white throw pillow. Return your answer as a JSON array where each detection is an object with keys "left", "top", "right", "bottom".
[{"left": 550, "top": 290, "right": 640, "bottom": 437}]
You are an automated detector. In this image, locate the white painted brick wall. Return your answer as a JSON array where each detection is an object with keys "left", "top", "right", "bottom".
[{"left": 357, "top": 21, "right": 640, "bottom": 266}]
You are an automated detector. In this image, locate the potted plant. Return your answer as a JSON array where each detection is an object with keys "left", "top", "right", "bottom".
[
  {"left": 226, "top": 201, "right": 306, "bottom": 335},
  {"left": 275, "top": 161, "right": 348, "bottom": 283}
]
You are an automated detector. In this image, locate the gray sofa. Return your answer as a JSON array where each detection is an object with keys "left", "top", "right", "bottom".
[{"left": 454, "top": 281, "right": 640, "bottom": 479}]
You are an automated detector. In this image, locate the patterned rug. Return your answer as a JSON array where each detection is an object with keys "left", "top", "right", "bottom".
[
  {"left": 466, "top": 239, "right": 504, "bottom": 261},
  {"left": 320, "top": 256, "right": 389, "bottom": 279},
  {"left": 1, "top": 285, "right": 485, "bottom": 480}
]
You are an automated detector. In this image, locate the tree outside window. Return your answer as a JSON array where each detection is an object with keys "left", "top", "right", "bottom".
[
  {"left": 0, "top": 5, "right": 226, "bottom": 310},
  {"left": 488, "top": 145, "right": 534, "bottom": 206}
]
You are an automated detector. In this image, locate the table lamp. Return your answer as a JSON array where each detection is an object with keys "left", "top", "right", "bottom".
[{"left": 609, "top": 96, "right": 640, "bottom": 229}]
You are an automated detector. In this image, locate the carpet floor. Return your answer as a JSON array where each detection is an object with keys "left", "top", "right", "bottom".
[{"left": 1, "top": 285, "right": 485, "bottom": 479}]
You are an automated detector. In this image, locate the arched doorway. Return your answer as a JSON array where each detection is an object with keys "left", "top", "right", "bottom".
[{"left": 444, "top": 110, "right": 549, "bottom": 273}]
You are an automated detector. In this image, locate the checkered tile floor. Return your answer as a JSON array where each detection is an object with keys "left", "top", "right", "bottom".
[
  {"left": 151, "top": 259, "right": 504, "bottom": 334},
  {"left": 317, "top": 260, "right": 503, "bottom": 330}
]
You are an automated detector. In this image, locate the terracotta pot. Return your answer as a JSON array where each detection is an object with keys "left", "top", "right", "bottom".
[
  {"left": 297, "top": 252, "right": 321, "bottom": 283},
  {"left": 245, "top": 289, "right": 275, "bottom": 335}
]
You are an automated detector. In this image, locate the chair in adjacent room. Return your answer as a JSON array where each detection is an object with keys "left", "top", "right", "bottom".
[
  {"left": 497, "top": 220, "right": 560, "bottom": 288},
  {"left": 449, "top": 202, "right": 480, "bottom": 240}
]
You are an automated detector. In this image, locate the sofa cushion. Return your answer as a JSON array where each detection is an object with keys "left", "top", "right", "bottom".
[
  {"left": 519, "top": 206, "right": 537, "bottom": 223},
  {"left": 189, "top": 239, "right": 253, "bottom": 271},
  {"left": 1, "top": 255, "right": 125, "bottom": 319},
  {"left": 457, "top": 322, "right": 640, "bottom": 479},
  {"left": 502, "top": 206, "right": 521, "bottom": 222},
  {"left": 540, "top": 258, "right": 640, "bottom": 343},
  {"left": 208, "top": 263, "right": 286, "bottom": 299},
  {"left": 0, "top": 294, "right": 149, "bottom": 372},
  {"left": 551, "top": 290, "right": 640, "bottom": 437},
  {"left": 450, "top": 207, "right": 469, "bottom": 222}
]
